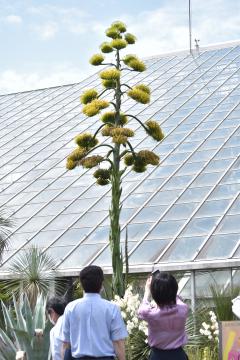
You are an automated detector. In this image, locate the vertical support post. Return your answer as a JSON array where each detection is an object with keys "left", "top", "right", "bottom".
[
  {"left": 230, "top": 268, "right": 233, "bottom": 294},
  {"left": 188, "top": 0, "right": 192, "bottom": 54},
  {"left": 191, "top": 270, "right": 196, "bottom": 313},
  {"left": 191, "top": 270, "right": 196, "bottom": 333}
]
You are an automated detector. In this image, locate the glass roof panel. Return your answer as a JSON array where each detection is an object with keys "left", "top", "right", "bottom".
[
  {"left": 147, "top": 219, "right": 185, "bottom": 239},
  {"left": 129, "top": 239, "right": 169, "bottom": 264},
  {"left": 197, "top": 233, "right": 240, "bottom": 260},
  {"left": 58, "top": 244, "right": 105, "bottom": 268},
  {"left": 181, "top": 216, "right": 220, "bottom": 237},
  {"left": 161, "top": 236, "right": 206, "bottom": 261},
  {"left": 216, "top": 214, "right": 240, "bottom": 234}
]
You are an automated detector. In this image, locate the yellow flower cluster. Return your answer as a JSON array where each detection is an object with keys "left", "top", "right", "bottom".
[
  {"left": 101, "top": 126, "right": 134, "bottom": 144},
  {"left": 128, "top": 87, "right": 150, "bottom": 104},
  {"left": 89, "top": 53, "right": 105, "bottom": 66},
  {"left": 123, "top": 54, "right": 146, "bottom": 72},
  {"left": 74, "top": 133, "right": 98, "bottom": 149},
  {"left": 102, "top": 79, "right": 116, "bottom": 89},
  {"left": 93, "top": 168, "right": 111, "bottom": 186},
  {"left": 100, "top": 42, "right": 114, "bottom": 53},
  {"left": 145, "top": 120, "right": 164, "bottom": 141},
  {"left": 124, "top": 149, "right": 159, "bottom": 172},
  {"left": 80, "top": 89, "right": 98, "bottom": 105},
  {"left": 80, "top": 155, "right": 103, "bottom": 169},
  {"left": 101, "top": 112, "right": 128, "bottom": 126},
  {"left": 100, "top": 68, "right": 121, "bottom": 81},
  {"left": 66, "top": 148, "right": 87, "bottom": 170},
  {"left": 82, "top": 99, "right": 109, "bottom": 117},
  {"left": 111, "top": 38, "right": 127, "bottom": 50}
]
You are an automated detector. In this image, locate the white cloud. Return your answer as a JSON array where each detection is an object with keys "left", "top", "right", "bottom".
[
  {"left": 34, "top": 22, "right": 58, "bottom": 40},
  {"left": 5, "top": 14, "right": 22, "bottom": 24},
  {"left": 0, "top": 66, "right": 91, "bottom": 94},
  {"left": 121, "top": 0, "right": 240, "bottom": 57}
]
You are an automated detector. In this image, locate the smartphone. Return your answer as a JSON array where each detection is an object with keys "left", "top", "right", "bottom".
[{"left": 151, "top": 269, "right": 160, "bottom": 275}]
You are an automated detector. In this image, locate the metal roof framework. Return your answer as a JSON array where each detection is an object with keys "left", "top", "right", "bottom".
[{"left": 0, "top": 41, "right": 239, "bottom": 278}]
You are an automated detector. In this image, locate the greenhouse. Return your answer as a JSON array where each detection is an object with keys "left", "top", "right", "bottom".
[{"left": 0, "top": 40, "right": 239, "bottom": 305}]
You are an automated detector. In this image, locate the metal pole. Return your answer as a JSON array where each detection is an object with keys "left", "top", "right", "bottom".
[
  {"left": 188, "top": 0, "right": 192, "bottom": 54},
  {"left": 230, "top": 268, "right": 233, "bottom": 294},
  {"left": 191, "top": 270, "right": 196, "bottom": 333},
  {"left": 191, "top": 270, "right": 196, "bottom": 313}
]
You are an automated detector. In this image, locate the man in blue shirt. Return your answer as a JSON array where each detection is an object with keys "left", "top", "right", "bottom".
[{"left": 59, "top": 265, "right": 128, "bottom": 360}]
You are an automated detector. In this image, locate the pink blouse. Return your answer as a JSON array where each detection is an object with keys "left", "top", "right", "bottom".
[{"left": 138, "top": 296, "right": 188, "bottom": 350}]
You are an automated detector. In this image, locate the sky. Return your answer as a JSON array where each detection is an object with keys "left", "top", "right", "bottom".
[{"left": 0, "top": 0, "right": 239, "bottom": 94}]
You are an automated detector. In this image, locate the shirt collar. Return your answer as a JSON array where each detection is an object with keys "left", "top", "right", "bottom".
[{"left": 84, "top": 293, "right": 101, "bottom": 298}]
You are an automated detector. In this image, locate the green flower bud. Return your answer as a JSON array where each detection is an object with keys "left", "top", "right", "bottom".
[
  {"left": 100, "top": 42, "right": 114, "bottom": 53},
  {"left": 122, "top": 54, "right": 138, "bottom": 65},
  {"left": 102, "top": 79, "right": 116, "bottom": 89},
  {"left": 89, "top": 53, "right": 105, "bottom": 66},
  {"left": 101, "top": 126, "right": 114, "bottom": 137},
  {"left": 112, "top": 135, "right": 128, "bottom": 145},
  {"left": 110, "top": 38, "right": 128, "bottom": 50},
  {"left": 82, "top": 99, "right": 109, "bottom": 117},
  {"left": 145, "top": 120, "right": 164, "bottom": 141},
  {"left": 101, "top": 112, "right": 116, "bottom": 124},
  {"left": 128, "top": 87, "right": 150, "bottom": 104},
  {"left": 75, "top": 133, "right": 98, "bottom": 148},
  {"left": 93, "top": 168, "right": 111, "bottom": 180},
  {"left": 111, "top": 21, "right": 127, "bottom": 33},
  {"left": 100, "top": 68, "right": 120, "bottom": 81},
  {"left": 111, "top": 127, "right": 134, "bottom": 137},
  {"left": 80, "top": 89, "right": 98, "bottom": 104},
  {"left": 135, "top": 84, "right": 150, "bottom": 95},
  {"left": 138, "top": 150, "right": 160, "bottom": 166},
  {"left": 105, "top": 27, "right": 120, "bottom": 39},
  {"left": 66, "top": 158, "right": 77, "bottom": 170},
  {"left": 68, "top": 148, "right": 87, "bottom": 162},
  {"left": 124, "top": 153, "right": 134, "bottom": 166},
  {"left": 128, "top": 58, "right": 146, "bottom": 72},
  {"left": 96, "top": 177, "right": 110, "bottom": 186},
  {"left": 132, "top": 164, "right": 147, "bottom": 173},
  {"left": 80, "top": 155, "right": 103, "bottom": 169},
  {"left": 124, "top": 33, "right": 136, "bottom": 44}
]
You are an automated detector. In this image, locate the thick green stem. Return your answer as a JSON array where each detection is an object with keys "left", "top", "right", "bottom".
[{"left": 109, "top": 49, "right": 125, "bottom": 297}]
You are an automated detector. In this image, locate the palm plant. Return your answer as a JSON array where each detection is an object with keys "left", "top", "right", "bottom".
[
  {"left": 2, "top": 247, "right": 63, "bottom": 308},
  {"left": 0, "top": 294, "right": 51, "bottom": 360},
  {"left": 0, "top": 208, "right": 14, "bottom": 264},
  {"left": 66, "top": 20, "right": 164, "bottom": 296}
]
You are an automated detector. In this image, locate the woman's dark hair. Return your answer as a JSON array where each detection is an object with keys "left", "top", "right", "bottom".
[
  {"left": 46, "top": 296, "right": 67, "bottom": 316},
  {"left": 80, "top": 265, "right": 104, "bottom": 293},
  {"left": 150, "top": 271, "right": 178, "bottom": 307}
]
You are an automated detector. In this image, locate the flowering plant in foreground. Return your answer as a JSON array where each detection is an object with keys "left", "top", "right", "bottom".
[
  {"left": 199, "top": 310, "right": 219, "bottom": 342},
  {"left": 112, "top": 285, "right": 148, "bottom": 336},
  {"left": 112, "top": 285, "right": 150, "bottom": 360}
]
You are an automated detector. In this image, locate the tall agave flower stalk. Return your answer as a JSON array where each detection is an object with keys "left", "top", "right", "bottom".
[{"left": 66, "top": 21, "right": 164, "bottom": 297}]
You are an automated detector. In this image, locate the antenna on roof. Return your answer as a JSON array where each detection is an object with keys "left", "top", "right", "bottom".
[
  {"left": 195, "top": 39, "right": 200, "bottom": 54},
  {"left": 188, "top": 0, "right": 192, "bottom": 54}
]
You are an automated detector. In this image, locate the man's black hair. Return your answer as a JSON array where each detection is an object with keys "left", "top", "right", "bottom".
[
  {"left": 150, "top": 271, "right": 178, "bottom": 307},
  {"left": 46, "top": 296, "right": 67, "bottom": 316},
  {"left": 80, "top": 265, "right": 104, "bottom": 293}
]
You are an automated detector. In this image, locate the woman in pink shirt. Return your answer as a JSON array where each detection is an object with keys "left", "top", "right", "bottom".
[{"left": 138, "top": 271, "right": 189, "bottom": 360}]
